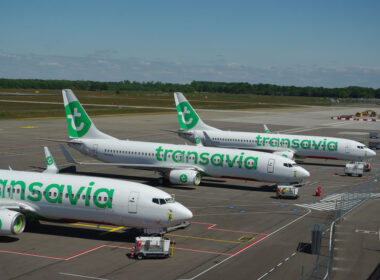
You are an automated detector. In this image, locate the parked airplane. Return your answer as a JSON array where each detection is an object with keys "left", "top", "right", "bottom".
[
  {"left": 0, "top": 147, "right": 192, "bottom": 236},
  {"left": 55, "top": 89, "right": 309, "bottom": 187},
  {"left": 174, "top": 92, "right": 376, "bottom": 161}
]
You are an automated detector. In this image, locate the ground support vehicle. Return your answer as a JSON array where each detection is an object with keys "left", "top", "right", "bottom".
[
  {"left": 131, "top": 237, "right": 171, "bottom": 260},
  {"left": 276, "top": 185, "right": 299, "bottom": 199},
  {"left": 344, "top": 162, "right": 364, "bottom": 177}
]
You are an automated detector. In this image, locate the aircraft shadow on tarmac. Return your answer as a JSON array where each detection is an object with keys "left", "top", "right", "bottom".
[
  {"left": 24, "top": 222, "right": 141, "bottom": 243},
  {"left": 296, "top": 161, "right": 345, "bottom": 168},
  {"left": 0, "top": 236, "right": 20, "bottom": 243}
]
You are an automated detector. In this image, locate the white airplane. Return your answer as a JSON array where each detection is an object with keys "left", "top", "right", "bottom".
[
  {"left": 0, "top": 147, "right": 192, "bottom": 236},
  {"left": 174, "top": 92, "right": 376, "bottom": 161},
  {"left": 54, "top": 89, "right": 309, "bottom": 187}
]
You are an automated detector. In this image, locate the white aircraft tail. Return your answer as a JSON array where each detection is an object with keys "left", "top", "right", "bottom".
[
  {"left": 174, "top": 92, "right": 218, "bottom": 131},
  {"left": 62, "top": 89, "right": 115, "bottom": 140},
  {"left": 43, "top": 147, "right": 59, "bottom": 174}
]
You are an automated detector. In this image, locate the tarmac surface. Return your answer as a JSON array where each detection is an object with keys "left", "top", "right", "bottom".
[{"left": 0, "top": 104, "right": 379, "bottom": 280}]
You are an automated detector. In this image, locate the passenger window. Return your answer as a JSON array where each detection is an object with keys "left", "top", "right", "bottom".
[
  {"left": 65, "top": 193, "right": 69, "bottom": 198},
  {"left": 104, "top": 197, "right": 107, "bottom": 201},
  {"left": 17, "top": 189, "right": 20, "bottom": 194},
  {"left": 82, "top": 194, "right": 85, "bottom": 199}
]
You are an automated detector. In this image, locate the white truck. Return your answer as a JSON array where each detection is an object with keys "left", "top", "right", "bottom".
[
  {"left": 132, "top": 237, "right": 171, "bottom": 260},
  {"left": 344, "top": 162, "right": 364, "bottom": 177},
  {"left": 276, "top": 185, "right": 299, "bottom": 199}
]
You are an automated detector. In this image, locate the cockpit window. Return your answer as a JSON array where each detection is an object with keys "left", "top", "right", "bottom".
[
  {"left": 159, "top": 199, "right": 166, "bottom": 205},
  {"left": 165, "top": 197, "right": 175, "bottom": 203},
  {"left": 357, "top": 146, "right": 365, "bottom": 149},
  {"left": 152, "top": 198, "right": 159, "bottom": 204}
]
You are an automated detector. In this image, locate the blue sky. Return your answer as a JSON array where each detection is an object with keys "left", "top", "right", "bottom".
[{"left": 1, "top": 0, "right": 379, "bottom": 87}]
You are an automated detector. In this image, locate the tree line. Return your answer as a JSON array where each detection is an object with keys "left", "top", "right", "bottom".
[{"left": 0, "top": 78, "right": 379, "bottom": 99}]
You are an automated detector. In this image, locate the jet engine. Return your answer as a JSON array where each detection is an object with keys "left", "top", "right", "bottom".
[
  {"left": 169, "top": 170, "right": 201, "bottom": 185},
  {"left": 273, "top": 150, "right": 295, "bottom": 160},
  {"left": 0, "top": 209, "right": 26, "bottom": 235}
]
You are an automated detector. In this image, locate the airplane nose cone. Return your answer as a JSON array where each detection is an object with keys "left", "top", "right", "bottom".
[
  {"left": 367, "top": 149, "right": 376, "bottom": 157},
  {"left": 298, "top": 167, "right": 310, "bottom": 179},
  {"left": 175, "top": 203, "right": 193, "bottom": 221}
]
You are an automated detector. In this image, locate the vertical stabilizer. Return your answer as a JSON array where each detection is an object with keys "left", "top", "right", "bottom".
[
  {"left": 264, "top": 124, "right": 271, "bottom": 134},
  {"left": 43, "top": 147, "right": 59, "bottom": 174},
  {"left": 174, "top": 92, "right": 218, "bottom": 131},
  {"left": 62, "top": 89, "right": 115, "bottom": 139}
]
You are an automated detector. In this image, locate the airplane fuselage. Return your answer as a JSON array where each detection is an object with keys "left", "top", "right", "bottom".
[
  {"left": 0, "top": 170, "right": 190, "bottom": 229},
  {"left": 181, "top": 130, "right": 375, "bottom": 161},
  {"left": 69, "top": 138, "right": 310, "bottom": 184}
]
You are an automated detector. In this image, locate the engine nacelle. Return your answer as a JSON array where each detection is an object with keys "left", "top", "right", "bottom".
[
  {"left": 273, "top": 150, "right": 295, "bottom": 160},
  {"left": 169, "top": 170, "right": 201, "bottom": 185},
  {"left": 0, "top": 209, "right": 26, "bottom": 235}
]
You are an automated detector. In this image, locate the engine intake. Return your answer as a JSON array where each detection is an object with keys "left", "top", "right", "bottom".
[
  {"left": 0, "top": 209, "right": 26, "bottom": 235},
  {"left": 169, "top": 170, "right": 201, "bottom": 185}
]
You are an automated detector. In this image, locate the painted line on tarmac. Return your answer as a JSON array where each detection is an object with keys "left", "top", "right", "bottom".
[
  {"left": 59, "top": 272, "right": 109, "bottom": 280},
  {"left": 166, "top": 233, "right": 243, "bottom": 244},
  {"left": 185, "top": 208, "right": 311, "bottom": 280}
]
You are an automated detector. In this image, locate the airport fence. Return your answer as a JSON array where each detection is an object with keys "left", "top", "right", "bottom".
[{"left": 300, "top": 180, "right": 373, "bottom": 280}]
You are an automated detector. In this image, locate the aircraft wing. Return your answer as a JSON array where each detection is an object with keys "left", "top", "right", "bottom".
[
  {"left": 0, "top": 201, "right": 36, "bottom": 212},
  {"left": 67, "top": 161, "right": 205, "bottom": 173}
]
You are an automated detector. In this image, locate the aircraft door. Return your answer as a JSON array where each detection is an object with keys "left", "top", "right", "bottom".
[
  {"left": 345, "top": 144, "right": 351, "bottom": 154},
  {"left": 267, "top": 159, "right": 275, "bottom": 173},
  {"left": 128, "top": 191, "right": 139, "bottom": 214},
  {"left": 91, "top": 144, "right": 98, "bottom": 156}
]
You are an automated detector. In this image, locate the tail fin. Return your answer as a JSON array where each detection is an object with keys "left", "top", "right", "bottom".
[
  {"left": 43, "top": 147, "right": 59, "bottom": 174},
  {"left": 62, "top": 89, "right": 114, "bottom": 139},
  {"left": 174, "top": 92, "right": 218, "bottom": 131},
  {"left": 264, "top": 124, "right": 271, "bottom": 134}
]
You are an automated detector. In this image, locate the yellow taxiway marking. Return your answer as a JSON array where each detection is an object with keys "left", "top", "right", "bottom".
[
  {"left": 165, "top": 233, "right": 243, "bottom": 244},
  {"left": 238, "top": 235, "right": 255, "bottom": 242},
  {"left": 20, "top": 126, "right": 38, "bottom": 129},
  {"left": 71, "top": 223, "right": 122, "bottom": 231}
]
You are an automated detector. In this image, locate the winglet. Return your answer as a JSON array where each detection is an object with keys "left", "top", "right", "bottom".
[
  {"left": 59, "top": 144, "right": 77, "bottom": 164},
  {"left": 264, "top": 124, "right": 271, "bottom": 134},
  {"left": 43, "top": 147, "right": 59, "bottom": 174}
]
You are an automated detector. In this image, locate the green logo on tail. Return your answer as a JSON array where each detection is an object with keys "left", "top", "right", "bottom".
[
  {"left": 65, "top": 101, "right": 91, "bottom": 138},
  {"left": 177, "top": 102, "right": 199, "bottom": 130},
  {"left": 46, "top": 156, "right": 54, "bottom": 166}
]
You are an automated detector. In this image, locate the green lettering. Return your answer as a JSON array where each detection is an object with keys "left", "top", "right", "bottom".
[
  {"left": 282, "top": 138, "right": 290, "bottom": 147},
  {"left": 44, "top": 184, "right": 64, "bottom": 203},
  {"left": 291, "top": 139, "right": 300, "bottom": 148},
  {"left": 27, "top": 182, "right": 43, "bottom": 202},
  {"left": 67, "top": 185, "right": 85, "bottom": 205},
  {"left": 323, "top": 139, "right": 327, "bottom": 150},
  {"left": 0, "top": 179, "right": 7, "bottom": 198},
  {"left": 238, "top": 153, "right": 245, "bottom": 168},
  {"left": 300, "top": 139, "right": 311, "bottom": 149},
  {"left": 226, "top": 154, "right": 238, "bottom": 167},
  {"left": 199, "top": 153, "right": 210, "bottom": 165},
  {"left": 269, "top": 138, "right": 279, "bottom": 147},
  {"left": 262, "top": 137, "right": 269, "bottom": 147},
  {"left": 172, "top": 150, "right": 185, "bottom": 163},
  {"left": 93, "top": 188, "right": 114, "bottom": 209},
  {"left": 256, "top": 135, "right": 262, "bottom": 146},
  {"left": 186, "top": 151, "right": 198, "bottom": 164},
  {"left": 327, "top": 141, "right": 338, "bottom": 151},
  {"left": 211, "top": 153, "right": 224, "bottom": 167},
  {"left": 163, "top": 149, "right": 173, "bottom": 161},
  {"left": 85, "top": 187, "right": 92, "bottom": 206},
  {"left": 244, "top": 156, "right": 258, "bottom": 170},
  {"left": 10, "top": 180, "right": 26, "bottom": 200},
  {"left": 156, "top": 146, "right": 163, "bottom": 161},
  {"left": 313, "top": 140, "right": 322, "bottom": 150}
]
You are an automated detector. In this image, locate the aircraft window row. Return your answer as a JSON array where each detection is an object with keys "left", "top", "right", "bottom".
[
  {"left": 104, "top": 149, "right": 157, "bottom": 157},
  {"left": 1, "top": 188, "right": 112, "bottom": 202},
  {"left": 211, "top": 138, "right": 291, "bottom": 145}
]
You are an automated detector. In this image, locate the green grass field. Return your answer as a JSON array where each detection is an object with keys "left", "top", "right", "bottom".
[{"left": 0, "top": 89, "right": 331, "bottom": 120}]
